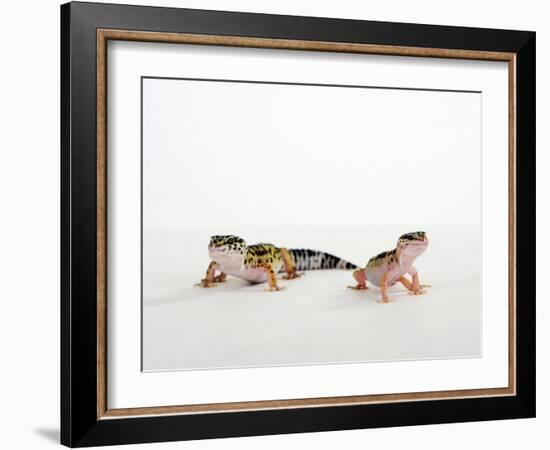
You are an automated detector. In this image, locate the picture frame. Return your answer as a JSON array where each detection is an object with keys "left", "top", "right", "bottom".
[{"left": 61, "top": 1, "right": 535, "bottom": 447}]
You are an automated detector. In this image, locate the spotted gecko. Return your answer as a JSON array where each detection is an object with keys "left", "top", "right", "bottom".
[
  {"left": 196, "top": 235, "right": 357, "bottom": 291},
  {"left": 348, "top": 231, "right": 430, "bottom": 303}
]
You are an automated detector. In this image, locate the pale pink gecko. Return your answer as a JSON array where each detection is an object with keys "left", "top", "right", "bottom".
[{"left": 348, "top": 231, "right": 430, "bottom": 303}]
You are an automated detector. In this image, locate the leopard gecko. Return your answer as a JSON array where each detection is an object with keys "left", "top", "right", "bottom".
[
  {"left": 348, "top": 231, "right": 430, "bottom": 303},
  {"left": 196, "top": 235, "right": 357, "bottom": 291}
]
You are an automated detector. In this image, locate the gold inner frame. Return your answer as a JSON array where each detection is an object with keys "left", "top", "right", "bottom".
[{"left": 96, "top": 29, "right": 517, "bottom": 420}]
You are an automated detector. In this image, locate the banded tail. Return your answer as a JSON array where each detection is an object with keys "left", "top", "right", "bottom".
[{"left": 287, "top": 249, "right": 358, "bottom": 271}]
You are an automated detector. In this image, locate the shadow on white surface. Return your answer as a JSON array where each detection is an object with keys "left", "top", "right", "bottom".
[{"left": 33, "top": 428, "right": 59, "bottom": 444}]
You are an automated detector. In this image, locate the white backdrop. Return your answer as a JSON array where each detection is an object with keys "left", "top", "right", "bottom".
[
  {"left": 141, "top": 75, "right": 483, "bottom": 371},
  {"left": 0, "top": 0, "right": 546, "bottom": 449},
  {"left": 143, "top": 77, "right": 481, "bottom": 228}
]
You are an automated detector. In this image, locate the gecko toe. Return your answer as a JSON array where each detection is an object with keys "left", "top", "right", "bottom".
[
  {"left": 264, "top": 286, "right": 286, "bottom": 292},
  {"left": 347, "top": 285, "right": 368, "bottom": 290},
  {"left": 195, "top": 281, "right": 217, "bottom": 288},
  {"left": 283, "top": 272, "right": 304, "bottom": 280}
]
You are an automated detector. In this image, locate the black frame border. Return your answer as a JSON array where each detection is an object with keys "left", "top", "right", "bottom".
[{"left": 61, "top": 2, "right": 535, "bottom": 447}]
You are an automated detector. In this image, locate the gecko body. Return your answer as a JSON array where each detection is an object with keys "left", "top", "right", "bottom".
[
  {"left": 197, "top": 235, "right": 357, "bottom": 291},
  {"left": 348, "top": 231, "right": 430, "bottom": 302}
]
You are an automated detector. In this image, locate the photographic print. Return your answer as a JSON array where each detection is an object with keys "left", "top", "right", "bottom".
[{"left": 141, "top": 76, "right": 481, "bottom": 372}]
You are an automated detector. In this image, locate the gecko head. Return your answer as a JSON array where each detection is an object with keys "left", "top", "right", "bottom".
[
  {"left": 208, "top": 235, "right": 247, "bottom": 258},
  {"left": 397, "top": 231, "right": 429, "bottom": 256}
]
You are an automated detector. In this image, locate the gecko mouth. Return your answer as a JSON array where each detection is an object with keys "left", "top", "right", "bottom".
[
  {"left": 404, "top": 237, "right": 429, "bottom": 248},
  {"left": 209, "top": 247, "right": 243, "bottom": 257},
  {"left": 209, "top": 247, "right": 228, "bottom": 253}
]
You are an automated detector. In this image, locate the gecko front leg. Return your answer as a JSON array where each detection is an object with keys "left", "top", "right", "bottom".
[
  {"left": 379, "top": 271, "right": 390, "bottom": 303},
  {"left": 348, "top": 268, "right": 368, "bottom": 290},
  {"left": 195, "top": 261, "right": 226, "bottom": 288},
  {"left": 411, "top": 272, "right": 431, "bottom": 294},
  {"left": 280, "top": 247, "right": 304, "bottom": 280},
  {"left": 400, "top": 267, "right": 430, "bottom": 295},
  {"left": 261, "top": 263, "right": 286, "bottom": 291},
  {"left": 398, "top": 275, "right": 414, "bottom": 292}
]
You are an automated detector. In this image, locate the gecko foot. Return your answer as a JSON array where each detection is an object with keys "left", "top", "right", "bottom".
[
  {"left": 195, "top": 280, "right": 218, "bottom": 288},
  {"left": 347, "top": 284, "right": 368, "bottom": 290},
  {"left": 408, "top": 284, "right": 431, "bottom": 295},
  {"left": 377, "top": 297, "right": 391, "bottom": 303},
  {"left": 264, "top": 285, "right": 286, "bottom": 292},
  {"left": 282, "top": 271, "right": 304, "bottom": 280}
]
